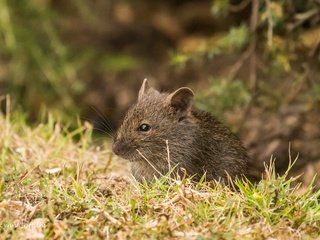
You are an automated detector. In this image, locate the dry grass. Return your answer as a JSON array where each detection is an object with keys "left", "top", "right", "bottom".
[{"left": 0, "top": 111, "right": 319, "bottom": 239}]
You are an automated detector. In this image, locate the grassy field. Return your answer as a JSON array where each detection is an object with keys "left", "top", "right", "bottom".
[{"left": 0, "top": 110, "right": 320, "bottom": 240}]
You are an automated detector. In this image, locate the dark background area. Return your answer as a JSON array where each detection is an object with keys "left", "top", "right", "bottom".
[{"left": 0, "top": 0, "right": 320, "bottom": 183}]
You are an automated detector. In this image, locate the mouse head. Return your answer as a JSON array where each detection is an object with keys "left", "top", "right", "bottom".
[{"left": 112, "top": 79, "right": 196, "bottom": 162}]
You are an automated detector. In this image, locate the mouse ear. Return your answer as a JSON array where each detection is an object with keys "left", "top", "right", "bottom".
[
  {"left": 167, "top": 87, "right": 194, "bottom": 118},
  {"left": 138, "top": 78, "right": 151, "bottom": 101}
]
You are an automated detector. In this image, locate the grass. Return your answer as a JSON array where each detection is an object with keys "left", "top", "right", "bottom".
[{"left": 0, "top": 110, "right": 320, "bottom": 239}]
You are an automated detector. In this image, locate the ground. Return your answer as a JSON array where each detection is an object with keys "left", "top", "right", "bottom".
[{"left": 0, "top": 112, "right": 320, "bottom": 239}]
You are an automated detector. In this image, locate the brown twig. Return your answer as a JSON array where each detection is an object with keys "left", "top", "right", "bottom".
[
  {"left": 236, "top": 0, "right": 260, "bottom": 132},
  {"left": 265, "top": 0, "right": 273, "bottom": 48},
  {"left": 249, "top": 0, "right": 259, "bottom": 91},
  {"left": 227, "top": 47, "right": 252, "bottom": 81},
  {"left": 287, "top": 8, "right": 320, "bottom": 32},
  {"left": 227, "top": 0, "right": 259, "bottom": 85},
  {"left": 229, "top": 0, "right": 252, "bottom": 12}
]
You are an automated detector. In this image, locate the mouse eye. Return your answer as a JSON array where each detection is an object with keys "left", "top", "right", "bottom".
[{"left": 138, "top": 123, "right": 151, "bottom": 132}]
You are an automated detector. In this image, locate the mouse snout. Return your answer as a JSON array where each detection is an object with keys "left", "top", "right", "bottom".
[{"left": 112, "top": 140, "right": 129, "bottom": 157}]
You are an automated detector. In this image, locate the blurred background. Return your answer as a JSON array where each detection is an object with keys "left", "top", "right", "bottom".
[{"left": 0, "top": 0, "right": 319, "bottom": 182}]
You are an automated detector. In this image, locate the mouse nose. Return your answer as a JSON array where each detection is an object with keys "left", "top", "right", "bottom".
[{"left": 112, "top": 141, "right": 126, "bottom": 156}]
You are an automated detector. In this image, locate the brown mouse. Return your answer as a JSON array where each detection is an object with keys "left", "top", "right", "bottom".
[{"left": 112, "top": 79, "right": 249, "bottom": 183}]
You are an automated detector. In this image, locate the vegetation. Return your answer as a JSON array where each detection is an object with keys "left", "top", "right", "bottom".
[
  {"left": 0, "top": 1, "right": 319, "bottom": 121},
  {"left": 0, "top": 0, "right": 83, "bottom": 119},
  {"left": 0, "top": 1, "right": 319, "bottom": 239},
  {"left": 174, "top": 0, "right": 320, "bottom": 118},
  {"left": 0, "top": 110, "right": 319, "bottom": 239}
]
